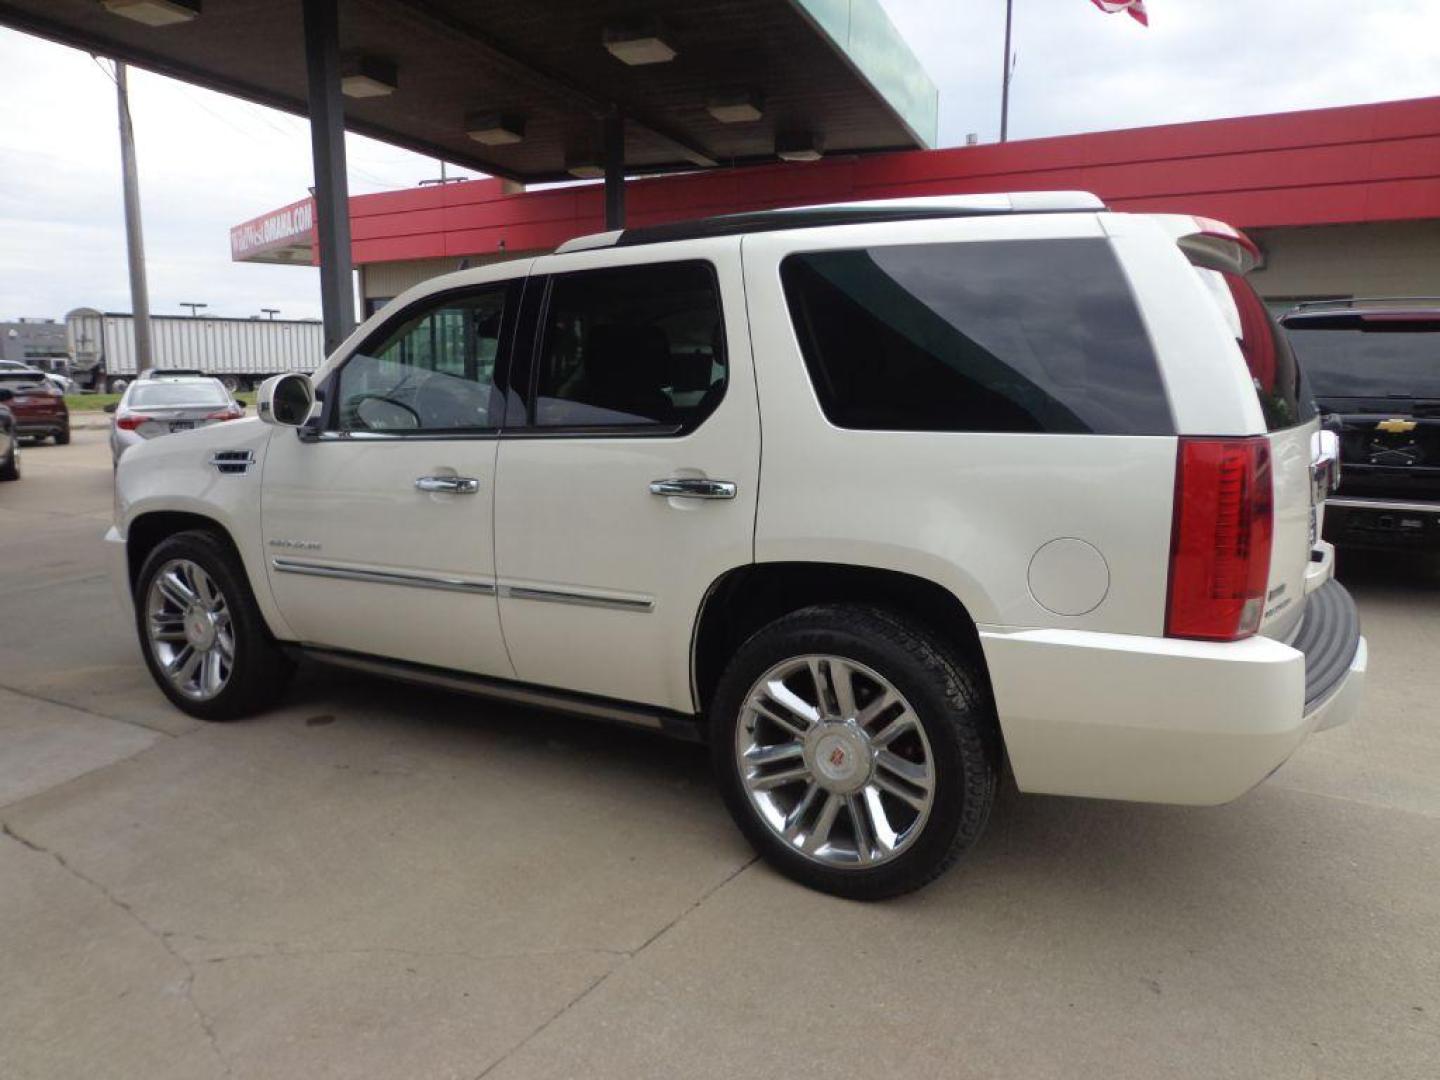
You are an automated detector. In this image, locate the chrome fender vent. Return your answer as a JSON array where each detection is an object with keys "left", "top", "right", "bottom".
[{"left": 209, "top": 450, "right": 255, "bottom": 475}]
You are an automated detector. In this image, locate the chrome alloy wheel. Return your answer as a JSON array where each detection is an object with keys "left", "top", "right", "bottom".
[
  {"left": 145, "top": 558, "right": 235, "bottom": 701},
  {"left": 736, "top": 655, "right": 935, "bottom": 868}
]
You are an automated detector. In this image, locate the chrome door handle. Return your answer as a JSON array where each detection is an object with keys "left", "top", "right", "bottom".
[
  {"left": 415, "top": 475, "right": 480, "bottom": 494},
  {"left": 649, "top": 478, "right": 737, "bottom": 500}
]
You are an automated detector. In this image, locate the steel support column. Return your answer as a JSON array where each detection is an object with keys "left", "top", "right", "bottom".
[
  {"left": 302, "top": 0, "right": 355, "bottom": 354},
  {"left": 604, "top": 112, "right": 625, "bottom": 231}
]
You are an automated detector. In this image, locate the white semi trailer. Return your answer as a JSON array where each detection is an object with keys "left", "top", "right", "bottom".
[{"left": 66, "top": 308, "right": 324, "bottom": 392}]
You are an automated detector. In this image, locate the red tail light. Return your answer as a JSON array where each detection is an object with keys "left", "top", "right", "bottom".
[
  {"left": 204, "top": 406, "right": 243, "bottom": 422},
  {"left": 1166, "top": 437, "right": 1273, "bottom": 641},
  {"left": 115, "top": 412, "right": 144, "bottom": 431}
]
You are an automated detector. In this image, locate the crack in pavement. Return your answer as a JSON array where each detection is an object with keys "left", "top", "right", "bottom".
[
  {"left": 472, "top": 854, "right": 760, "bottom": 1080},
  {"left": 162, "top": 931, "right": 630, "bottom": 967},
  {"left": 2, "top": 822, "right": 232, "bottom": 1078},
  {"left": 2, "top": 821, "right": 742, "bottom": 1080},
  {"left": 0, "top": 680, "right": 175, "bottom": 737}
]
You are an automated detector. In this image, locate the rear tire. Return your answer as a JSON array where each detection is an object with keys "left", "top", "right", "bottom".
[
  {"left": 709, "top": 604, "right": 999, "bottom": 900},
  {"left": 107, "top": 377, "right": 129, "bottom": 394},
  {"left": 219, "top": 375, "right": 241, "bottom": 393},
  {"left": 0, "top": 437, "right": 19, "bottom": 481},
  {"left": 135, "top": 530, "right": 294, "bottom": 721},
  {"left": 53, "top": 426, "right": 70, "bottom": 446}
]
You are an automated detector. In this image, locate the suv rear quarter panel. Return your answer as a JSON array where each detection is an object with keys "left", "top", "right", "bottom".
[{"left": 742, "top": 214, "right": 1177, "bottom": 637}]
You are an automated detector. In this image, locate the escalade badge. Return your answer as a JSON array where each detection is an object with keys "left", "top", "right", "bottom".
[
  {"left": 267, "top": 538, "right": 322, "bottom": 551},
  {"left": 1377, "top": 418, "right": 1417, "bottom": 434}
]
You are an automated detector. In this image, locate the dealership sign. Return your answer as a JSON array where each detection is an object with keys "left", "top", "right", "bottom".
[{"left": 230, "top": 198, "right": 316, "bottom": 261}]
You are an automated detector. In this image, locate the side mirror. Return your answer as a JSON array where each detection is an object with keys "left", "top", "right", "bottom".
[
  {"left": 0, "top": 388, "right": 12, "bottom": 403},
  {"left": 256, "top": 373, "right": 315, "bottom": 428},
  {"left": 103, "top": 401, "right": 118, "bottom": 413}
]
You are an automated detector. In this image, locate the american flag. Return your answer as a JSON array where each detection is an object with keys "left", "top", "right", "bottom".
[{"left": 1089, "top": 0, "right": 1150, "bottom": 26}]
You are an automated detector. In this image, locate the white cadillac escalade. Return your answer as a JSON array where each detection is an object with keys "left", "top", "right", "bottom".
[{"left": 107, "top": 193, "right": 1367, "bottom": 898}]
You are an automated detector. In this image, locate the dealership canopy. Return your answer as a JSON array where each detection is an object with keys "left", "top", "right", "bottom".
[
  {"left": 0, "top": 0, "right": 937, "bottom": 351},
  {"left": 0, "top": 0, "right": 937, "bottom": 180}
]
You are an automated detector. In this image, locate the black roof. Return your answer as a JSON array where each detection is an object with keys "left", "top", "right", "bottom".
[{"left": 557, "top": 192, "right": 1107, "bottom": 252}]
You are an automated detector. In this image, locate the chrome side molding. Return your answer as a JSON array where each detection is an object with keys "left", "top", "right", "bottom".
[
  {"left": 271, "top": 558, "right": 495, "bottom": 595},
  {"left": 269, "top": 558, "right": 652, "bottom": 611},
  {"left": 502, "top": 584, "right": 654, "bottom": 612}
]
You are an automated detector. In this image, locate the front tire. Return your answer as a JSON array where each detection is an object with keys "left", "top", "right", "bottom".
[
  {"left": 709, "top": 605, "right": 999, "bottom": 900},
  {"left": 135, "top": 530, "right": 293, "bottom": 721}
]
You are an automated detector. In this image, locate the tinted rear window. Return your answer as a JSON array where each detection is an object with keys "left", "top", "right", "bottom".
[
  {"left": 779, "top": 239, "right": 1171, "bottom": 435},
  {"left": 129, "top": 383, "right": 228, "bottom": 407},
  {"left": 1282, "top": 317, "right": 1440, "bottom": 400},
  {"left": 1193, "top": 268, "right": 1316, "bottom": 431}
]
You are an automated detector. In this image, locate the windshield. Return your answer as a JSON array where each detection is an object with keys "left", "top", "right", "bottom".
[
  {"left": 129, "top": 382, "right": 228, "bottom": 408},
  {"left": 1283, "top": 318, "right": 1440, "bottom": 400}
]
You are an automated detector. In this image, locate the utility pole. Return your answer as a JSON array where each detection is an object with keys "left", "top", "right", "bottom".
[
  {"left": 115, "top": 62, "right": 153, "bottom": 372},
  {"left": 999, "top": 0, "right": 1015, "bottom": 142},
  {"left": 262, "top": 308, "right": 280, "bottom": 320},
  {"left": 180, "top": 302, "right": 208, "bottom": 317}
]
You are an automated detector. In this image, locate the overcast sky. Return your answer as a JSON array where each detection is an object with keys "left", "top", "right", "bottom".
[{"left": 2, "top": 0, "right": 1438, "bottom": 322}]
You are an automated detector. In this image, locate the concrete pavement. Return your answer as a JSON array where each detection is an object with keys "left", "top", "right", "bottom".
[{"left": 1, "top": 430, "right": 1436, "bottom": 1079}]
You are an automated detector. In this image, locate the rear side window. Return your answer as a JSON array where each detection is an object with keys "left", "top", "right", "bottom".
[
  {"left": 534, "top": 261, "right": 726, "bottom": 431},
  {"left": 1193, "top": 268, "right": 1316, "bottom": 431},
  {"left": 779, "top": 239, "right": 1171, "bottom": 435}
]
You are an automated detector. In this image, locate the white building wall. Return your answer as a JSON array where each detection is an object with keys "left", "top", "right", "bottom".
[
  {"left": 360, "top": 252, "right": 535, "bottom": 311},
  {"left": 1249, "top": 221, "right": 1440, "bottom": 303}
]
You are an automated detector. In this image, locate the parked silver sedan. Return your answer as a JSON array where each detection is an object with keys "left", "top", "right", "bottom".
[{"left": 107, "top": 375, "right": 244, "bottom": 465}]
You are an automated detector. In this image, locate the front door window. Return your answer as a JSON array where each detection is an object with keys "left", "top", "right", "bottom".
[{"left": 335, "top": 286, "right": 509, "bottom": 433}]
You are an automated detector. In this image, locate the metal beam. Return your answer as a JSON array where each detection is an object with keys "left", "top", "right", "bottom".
[
  {"left": 604, "top": 114, "right": 626, "bottom": 231},
  {"left": 302, "top": 0, "right": 355, "bottom": 355},
  {"left": 378, "top": 0, "right": 718, "bottom": 169}
]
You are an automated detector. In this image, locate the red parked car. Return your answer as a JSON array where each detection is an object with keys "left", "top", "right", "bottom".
[{"left": 0, "top": 369, "right": 70, "bottom": 444}]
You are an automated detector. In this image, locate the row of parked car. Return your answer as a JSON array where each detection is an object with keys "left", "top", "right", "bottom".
[
  {"left": 0, "top": 361, "right": 73, "bottom": 481},
  {"left": 0, "top": 364, "right": 248, "bottom": 482}
]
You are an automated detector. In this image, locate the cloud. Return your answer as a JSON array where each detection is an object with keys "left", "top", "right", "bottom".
[
  {"left": 3, "top": 1, "right": 1440, "bottom": 322},
  {"left": 882, "top": 0, "right": 1440, "bottom": 145}
]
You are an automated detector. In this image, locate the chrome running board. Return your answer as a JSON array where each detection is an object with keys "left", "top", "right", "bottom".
[{"left": 295, "top": 646, "right": 704, "bottom": 742}]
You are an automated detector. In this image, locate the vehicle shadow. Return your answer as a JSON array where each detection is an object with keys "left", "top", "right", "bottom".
[{"left": 1333, "top": 545, "right": 1440, "bottom": 597}]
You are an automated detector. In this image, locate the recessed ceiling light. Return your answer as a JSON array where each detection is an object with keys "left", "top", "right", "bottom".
[
  {"left": 776, "top": 131, "right": 824, "bottom": 163},
  {"left": 100, "top": 0, "right": 200, "bottom": 26},
  {"left": 566, "top": 160, "right": 606, "bottom": 180},
  {"left": 340, "top": 56, "right": 397, "bottom": 99},
  {"left": 603, "top": 23, "right": 676, "bottom": 65},
  {"left": 466, "top": 113, "right": 526, "bottom": 146},
  {"left": 707, "top": 90, "right": 764, "bottom": 124}
]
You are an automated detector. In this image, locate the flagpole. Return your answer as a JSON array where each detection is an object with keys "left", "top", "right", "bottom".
[{"left": 999, "top": 0, "right": 1014, "bottom": 142}]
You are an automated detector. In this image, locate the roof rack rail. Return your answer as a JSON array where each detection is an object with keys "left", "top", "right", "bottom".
[
  {"left": 556, "top": 192, "right": 1107, "bottom": 253},
  {"left": 1291, "top": 296, "right": 1440, "bottom": 311}
]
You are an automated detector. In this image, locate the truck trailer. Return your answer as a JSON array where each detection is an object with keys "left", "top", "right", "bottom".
[{"left": 65, "top": 308, "right": 323, "bottom": 392}]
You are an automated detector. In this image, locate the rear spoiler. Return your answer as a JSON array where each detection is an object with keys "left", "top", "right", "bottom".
[{"left": 1149, "top": 215, "right": 1261, "bottom": 275}]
